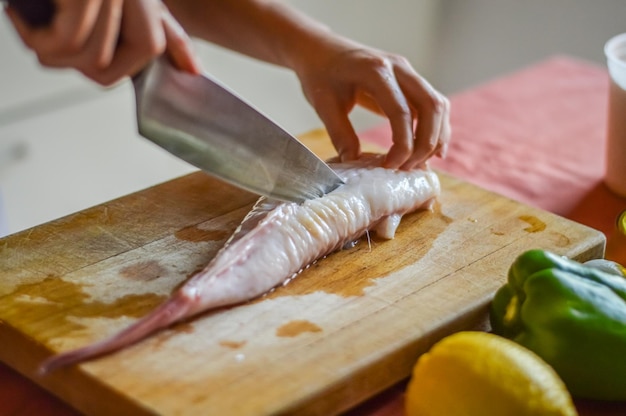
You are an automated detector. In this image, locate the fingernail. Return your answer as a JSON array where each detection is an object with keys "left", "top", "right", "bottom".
[
  {"left": 339, "top": 149, "right": 359, "bottom": 162},
  {"left": 382, "top": 155, "right": 402, "bottom": 170},
  {"left": 437, "top": 143, "right": 449, "bottom": 158}
]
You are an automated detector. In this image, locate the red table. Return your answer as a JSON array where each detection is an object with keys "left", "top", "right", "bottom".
[{"left": 2, "top": 56, "right": 626, "bottom": 415}]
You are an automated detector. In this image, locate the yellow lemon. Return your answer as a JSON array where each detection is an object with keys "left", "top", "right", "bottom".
[{"left": 405, "top": 331, "right": 578, "bottom": 416}]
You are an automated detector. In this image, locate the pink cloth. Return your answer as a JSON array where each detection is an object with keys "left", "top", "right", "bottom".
[{"left": 361, "top": 56, "right": 626, "bottom": 237}]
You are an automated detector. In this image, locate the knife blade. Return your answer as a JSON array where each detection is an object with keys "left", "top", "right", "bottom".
[
  {"left": 8, "top": 0, "right": 345, "bottom": 203},
  {"left": 134, "top": 58, "right": 344, "bottom": 203}
]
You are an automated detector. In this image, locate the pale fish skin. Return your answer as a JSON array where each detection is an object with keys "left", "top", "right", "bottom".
[{"left": 40, "top": 154, "right": 440, "bottom": 373}]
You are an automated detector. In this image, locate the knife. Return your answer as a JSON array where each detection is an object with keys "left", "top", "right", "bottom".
[
  {"left": 7, "top": 0, "right": 344, "bottom": 203},
  {"left": 134, "top": 58, "right": 344, "bottom": 202}
]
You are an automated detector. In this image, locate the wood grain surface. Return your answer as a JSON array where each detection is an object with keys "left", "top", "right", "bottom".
[{"left": 0, "top": 130, "right": 605, "bottom": 415}]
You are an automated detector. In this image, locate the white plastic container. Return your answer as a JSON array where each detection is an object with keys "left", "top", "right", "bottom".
[{"left": 604, "top": 33, "right": 626, "bottom": 198}]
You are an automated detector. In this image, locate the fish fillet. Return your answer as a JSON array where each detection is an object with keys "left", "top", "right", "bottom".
[{"left": 40, "top": 154, "right": 440, "bottom": 373}]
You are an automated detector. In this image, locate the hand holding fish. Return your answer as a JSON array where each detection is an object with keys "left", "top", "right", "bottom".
[{"left": 291, "top": 41, "right": 451, "bottom": 169}]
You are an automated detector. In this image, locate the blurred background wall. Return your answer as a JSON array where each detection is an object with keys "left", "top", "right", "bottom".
[{"left": 0, "top": 0, "right": 624, "bottom": 235}]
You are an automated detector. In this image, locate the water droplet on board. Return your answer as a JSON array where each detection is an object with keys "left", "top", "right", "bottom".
[
  {"left": 120, "top": 260, "right": 167, "bottom": 281},
  {"left": 175, "top": 225, "right": 230, "bottom": 243},
  {"left": 519, "top": 215, "right": 546, "bottom": 233},
  {"left": 4, "top": 276, "right": 166, "bottom": 343},
  {"left": 219, "top": 340, "right": 246, "bottom": 349},
  {"left": 276, "top": 320, "right": 322, "bottom": 338}
]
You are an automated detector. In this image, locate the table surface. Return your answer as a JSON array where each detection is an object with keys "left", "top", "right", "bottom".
[{"left": 2, "top": 55, "right": 626, "bottom": 415}]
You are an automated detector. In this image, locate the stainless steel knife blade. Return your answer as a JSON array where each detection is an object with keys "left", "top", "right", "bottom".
[{"left": 133, "top": 58, "right": 344, "bottom": 203}]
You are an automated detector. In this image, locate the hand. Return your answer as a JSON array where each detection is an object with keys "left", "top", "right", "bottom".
[
  {"left": 294, "top": 39, "right": 451, "bottom": 169},
  {"left": 5, "top": 0, "right": 201, "bottom": 86}
]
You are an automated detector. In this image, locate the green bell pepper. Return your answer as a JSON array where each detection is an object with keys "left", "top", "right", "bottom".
[{"left": 490, "top": 249, "right": 626, "bottom": 401}]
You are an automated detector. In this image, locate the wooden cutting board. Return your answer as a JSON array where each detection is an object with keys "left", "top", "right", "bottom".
[{"left": 0, "top": 129, "right": 605, "bottom": 415}]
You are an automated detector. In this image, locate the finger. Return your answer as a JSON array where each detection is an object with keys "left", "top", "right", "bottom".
[
  {"left": 400, "top": 104, "right": 442, "bottom": 170},
  {"left": 355, "top": 90, "right": 384, "bottom": 115},
  {"left": 8, "top": 0, "right": 103, "bottom": 69},
  {"left": 86, "top": 0, "right": 123, "bottom": 69},
  {"left": 435, "top": 103, "right": 452, "bottom": 158},
  {"left": 360, "top": 65, "right": 414, "bottom": 169},
  {"left": 5, "top": 4, "right": 36, "bottom": 49},
  {"left": 50, "top": 0, "right": 102, "bottom": 53},
  {"left": 91, "top": 0, "right": 166, "bottom": 85},
  {"left": 161, "top": 5, "right": 202, "bottom": 74},
  {"left": 424, "top": 93, "right": 451, "bottom": 161},
  {"left": 35, "top": 0, "right": 123, "bottom": 76},
  {"left": 25, "top": 0, "right": 102, "bottom": 56},
  {"left": 395, "top": 64, "right": 448, "bottom": 169},
  {"left": 313, "top": 91, "right": 361, "bottom": 162}
]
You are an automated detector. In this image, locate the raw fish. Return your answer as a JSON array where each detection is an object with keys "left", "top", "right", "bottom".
[{"left": 40, "top": 154, "right": 440, "bottom": 373}]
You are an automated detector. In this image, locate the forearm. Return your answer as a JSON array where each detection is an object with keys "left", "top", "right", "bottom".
[{"left": 164, "top": 0, "right": 345, "bottom": 71}]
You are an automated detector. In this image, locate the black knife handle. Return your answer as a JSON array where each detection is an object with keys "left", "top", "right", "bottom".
[{"left": 6, "top": 0, "right": 55, "bottom": 28}]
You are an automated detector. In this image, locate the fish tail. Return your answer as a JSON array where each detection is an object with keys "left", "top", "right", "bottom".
[{"left": 39, "top": 291, "right": 193, "bottom": 375}]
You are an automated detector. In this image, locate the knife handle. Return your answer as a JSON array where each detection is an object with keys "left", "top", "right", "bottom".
[{"left": 6, "top": 0, "right": 55, "bottom": 28}]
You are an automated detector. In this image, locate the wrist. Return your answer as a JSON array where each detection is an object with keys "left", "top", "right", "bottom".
[{"left": 264, "top": 3, "right": 335, "bottom": 71}]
